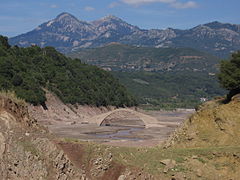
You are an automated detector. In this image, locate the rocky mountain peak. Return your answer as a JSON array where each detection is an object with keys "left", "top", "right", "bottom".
[
  {"left": 193, "top": 24, "right": 212, "bottom": 30},
  {"left": 204, "top": 21, "right": 222, "bottom": 27},
  {"left": 204, "top": 21, "right": 240, "bottom": 32},
  {"left": 102, "top": 15, "right": 124, "bottom": 22},
  {"left": 91, "top": 15, "right": 126, "bottom": 26},
  {"left": 55, "top": 12, "right": 78, "bottom": 21},
  {"left": 51, "top": 12, "right": 90, "bottom": 28},
  {"left": 91, "top": 15, "right": 141, "bottom": 37},
  {"left": 39, "top": 12, "right": 95, "bottom": 35}
]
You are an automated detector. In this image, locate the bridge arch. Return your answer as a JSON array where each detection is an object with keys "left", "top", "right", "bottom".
[
  {"left": 86, "top": 108, "right": 159, "bottom": 128},
  {"left": 100, "top": 110, "right": 145, "bottom": 127}
]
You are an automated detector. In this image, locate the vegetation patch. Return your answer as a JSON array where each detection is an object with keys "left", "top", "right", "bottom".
[
  {"left": 18, "top": 140, "right": 40, "bottom": 157},
  {"left": 63, "top": 139, "right": 240, "bottom": 179},
  {"left": 0, "top": 90, "right": 26, "bottom": 106}
]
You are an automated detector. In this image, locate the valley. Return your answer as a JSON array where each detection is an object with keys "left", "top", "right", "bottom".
[
  {"left": 1, "top": 85, "right": 240, "bottom": 179},
  {"left": 29, "top": 91, "right": 193, "bottom": 147},
  {"left": 7, "top": 12, "right": 236, "bottom": 109},
  {"left": 68, "top": 43, "right": 226, "bottom": 108},
  {"left": 113, "top": 71, "right": 226, "bottom": 109},
  {"left": 1, "top": 9, "right": 240, "bottom": 180}
]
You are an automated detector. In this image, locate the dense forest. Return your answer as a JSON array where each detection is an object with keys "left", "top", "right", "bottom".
[{"left": 0, "top": 36, "right": 136, "bottom": 107}]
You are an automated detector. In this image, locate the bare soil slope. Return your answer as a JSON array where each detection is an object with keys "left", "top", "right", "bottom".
[
  {"left": 29, "top": 91, "right": 113, "bottom": 127},
  {"left": 166, "top": 96, "right": 240, "bottom": 148},
  {"left": 0, "top": 92, "right": 86, "bottom": 180}
]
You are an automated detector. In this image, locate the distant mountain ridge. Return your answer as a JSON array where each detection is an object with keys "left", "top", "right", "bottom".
[{"left": 9, "top": 12, "right": 240, "bottom": 57}]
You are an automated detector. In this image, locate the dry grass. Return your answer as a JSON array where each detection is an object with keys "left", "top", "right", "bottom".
[
  {"left": 166, "top": 98, "right": 240, "bottom": 148},
  {"left": 0, "top": 90, "right": 26, "bottom": 106},
  {"left": 60, "top": 138, "right": 240, "bottom": 179}
]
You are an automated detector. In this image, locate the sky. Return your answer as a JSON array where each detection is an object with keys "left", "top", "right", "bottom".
[{"left": 0, "top": 0, "right": 239, "bottom": 37}]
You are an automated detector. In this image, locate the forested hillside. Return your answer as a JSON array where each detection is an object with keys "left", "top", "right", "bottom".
[
  {"left": 0, "top": 36, "right": 136, "bottom": 107},
  {"left": 113, "top": 71, "right": 225, "bottom": 109}
]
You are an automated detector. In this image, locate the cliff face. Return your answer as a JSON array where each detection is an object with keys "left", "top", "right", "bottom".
[{"left": 0, "top": 93, "right": 86, "bottom": 180}]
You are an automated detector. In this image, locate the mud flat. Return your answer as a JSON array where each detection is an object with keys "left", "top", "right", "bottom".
[
  {"left": 29, "top": 92, "right": 194, "bottom": 147},
  {"left": 37, "top": 107, "right": 194, "bottom": 147}
]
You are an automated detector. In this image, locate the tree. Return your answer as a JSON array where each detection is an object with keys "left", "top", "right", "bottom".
[
  {"left": 0, "top": 36, "right": 10, "bottom": 49},
  {"left": 218, "top": 51, "right": 240, "bottom": 100}
]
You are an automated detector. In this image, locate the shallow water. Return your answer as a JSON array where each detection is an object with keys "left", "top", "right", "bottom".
[{"left": 88, "top": 126, "right": 144, "bottom": 141}]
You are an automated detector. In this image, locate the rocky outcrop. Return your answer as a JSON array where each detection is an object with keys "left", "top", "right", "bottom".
[{"left": 0, "top": 93, "right": 87, "bottom": 180}]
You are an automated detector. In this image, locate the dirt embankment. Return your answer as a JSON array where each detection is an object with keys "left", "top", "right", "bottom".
[
  {"left": 0, "top": 93, "right": 87, "bottom": 180},
  {"left": 28, "top": 91, "right": 115, "bottom": 126},
  {"left": 165, "top": 96, "right": 240, "bottom": 148}
]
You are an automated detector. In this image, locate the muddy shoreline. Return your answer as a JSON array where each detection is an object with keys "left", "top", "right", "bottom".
[{"left": 44, "top": 109, "right": 194, "bottom": 147}]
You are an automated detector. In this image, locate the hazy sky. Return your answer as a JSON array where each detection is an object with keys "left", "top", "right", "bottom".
[{"left": 0, "top": 0, "right": 239, "bottom": 37}]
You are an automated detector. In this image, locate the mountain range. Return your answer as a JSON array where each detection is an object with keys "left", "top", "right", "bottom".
[{"left": 9, "top": 12, "right": 240, "bottom": 57}]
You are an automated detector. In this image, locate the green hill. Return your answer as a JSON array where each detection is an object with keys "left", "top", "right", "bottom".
[
  {"left": 69, "top": 43, "right": 220, "bottom": 73},
  {"left": 0, "top": 36, "right": 136, "bottom": 107},
  {"left": 113, "top": 71, "right": 225, "bottom": 109}
]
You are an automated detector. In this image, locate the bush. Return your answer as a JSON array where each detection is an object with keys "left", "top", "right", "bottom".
[{"left": 218, "top": 51, "right": 240, "bottom": 100}]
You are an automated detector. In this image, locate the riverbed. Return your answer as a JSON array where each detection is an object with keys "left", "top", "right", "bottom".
[{"left": 48, "top": 109, "right": 194, "bottom": 147}]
